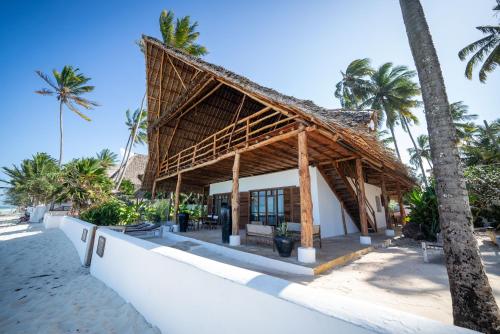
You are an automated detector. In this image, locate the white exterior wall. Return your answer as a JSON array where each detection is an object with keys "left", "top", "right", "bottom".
[
  {"left": 364, "top": 182, "right": 387, "bottom": 230},
  {"left": 209, "top": 168, "right": 299, "bottom": 195},
  {"left": 89, "top": 228, "right": 474, "bottom": 334},
  {"left": 209, "top": 167, "right": 361, "bottom": 238},
  {"left": 313, "top": 168, "right": 359, "bottom": 237}
]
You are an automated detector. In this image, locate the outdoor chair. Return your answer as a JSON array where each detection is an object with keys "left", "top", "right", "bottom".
[
  {"left": 286, "top": 222, "right": 322, "bottom": 248},
  {"left": 124, "top": 223, "right": 149, "bottom": 232},
  {"left": 126, "top": 223, "right": 161, "bottom": 238},
  {"left": 202, "top": 215, "right": 218, "bottom": 230},
  {"left": 422, "top": 232, "right": 444, "bottom": 263},
  {"left": 245, "top": 223, "right": 275, "bottom": 251}
]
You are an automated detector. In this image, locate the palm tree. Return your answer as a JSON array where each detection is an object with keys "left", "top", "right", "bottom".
[
  {"left": 399, "top": 0, "right": 500, "bottom": 331},
  {"left": 1, "top": 153, "right": 59, "bottom": 206},
  {"left": 334, "top": 58, "right": 373, "bottom": 109},
  {"left": 114, "top": 109, "right": 148, "bottom": 189},
  {"left": 361, "top": 62, "right": 420, "bottom": 161},
  {"left": 376, "top": 129, "right": 395, "bottom": 149},
  {"left": 35, "top": 66, "right": 98, "bottom": 166},
  {"left": 96, "top": 149, "right": 118, "bottom": 170},
  {"left": 58, "top": 157, "right": 112, "bottom": 211},
  {"left": 462, "top": 119, "right": 500, "bottom": 166},
  {"left": 450, "top": 101, "right": 478, "bottom": 143},
  {"left": 159, "top": 10, "right": 208, "bottom": 56},
  {"left": 399, "top": 111, "right": 429, "bottom": 187},
  {"left": 458, "top": 2, "right": 500, "bottom": 82},
  {"left": 408, "top": 134, "right": 432, "bottom": 170}
]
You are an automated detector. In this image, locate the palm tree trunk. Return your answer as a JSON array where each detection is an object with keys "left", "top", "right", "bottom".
[
  {"left": 402, "top": 117, "right": 429, "bottom": 187},
  {"left": 114, "top": 132, "right": 132, "bottom": 183},
  {"left": 116, "top": 93, "right": 147, "bottom": 190},
  {"left": 388, "top": 125, "right": 402, "bottom": 161},
  {"left": 58, "top": 102, "right": 64, "bottom": 166},
  {"left": 399, "top": 0, "right": 500, "bottom": 331}
]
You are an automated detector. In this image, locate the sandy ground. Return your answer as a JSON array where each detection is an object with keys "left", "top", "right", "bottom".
[
  {"left": 0, "top": 217, "right": 159, "bottom": 334},
  {"left": 287, "top": 236, "right": 500, "bottom": 324}
]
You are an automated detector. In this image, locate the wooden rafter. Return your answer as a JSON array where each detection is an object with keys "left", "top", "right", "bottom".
[{"left": 166, "top": 53, "right": 187, "bottom": 90}]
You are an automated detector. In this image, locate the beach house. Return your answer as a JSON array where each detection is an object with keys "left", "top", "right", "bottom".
[{"left": 141, "top": 35, "right": 414, "bottom": 263}]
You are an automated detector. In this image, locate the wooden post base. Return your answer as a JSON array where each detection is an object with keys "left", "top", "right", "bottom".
[{"left": 298, "top": 247, "right": 316, "bottom": 263}]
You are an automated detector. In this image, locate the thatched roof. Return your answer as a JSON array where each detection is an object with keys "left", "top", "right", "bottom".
[
  {"left": 141, "top": 36, "right": 413, "bottom": 191},
  {"left": 110, "top": 154, "right": 148, "bottom": 189}
]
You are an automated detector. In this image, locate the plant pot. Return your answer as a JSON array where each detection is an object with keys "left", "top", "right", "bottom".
[
  {"left": 274, "top": 236, "right": 295, "bottom": 257},
  {"left": 177, "top": 213, "right": 189, "bottom": 232}
]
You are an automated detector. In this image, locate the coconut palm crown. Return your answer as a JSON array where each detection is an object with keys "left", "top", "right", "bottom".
[
  {"left": 458, "top": 2, "right": 500, "bottom": 82},
  {"left": 159, "top": 10, "right": 208, "bottom": 56},
  {"left": 35, "top": 66, "right": 98, "bottom": 165},
  {"left": 334, "top": 58, "right": 373, "bottom": 109}
]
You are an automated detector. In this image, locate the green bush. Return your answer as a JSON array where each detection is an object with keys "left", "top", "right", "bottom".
[
  {"left": 80, "top": 199, "right": 141, "bottom": 226},
  {"left": 145, "top": 199, "right": 170, "bottom": 222},
  {"left": 406, "top": 184, "right": 440, "bottom": 241},
  {"left": 465, "top": 165, "right": 500, "bottom": 228},
  {"left": 80, "top": 200, "right": 122, "bottom": 226},
  {"left": 119, "top": 179, "right": 135, "bottom": 196}
]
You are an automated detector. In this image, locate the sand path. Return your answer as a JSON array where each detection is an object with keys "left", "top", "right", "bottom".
[
  {"left": 287, "top": 236, "right": 500, "bottom": 324},
  {"left": 0, "top": 219, "right": 159, "bottom": 334}
]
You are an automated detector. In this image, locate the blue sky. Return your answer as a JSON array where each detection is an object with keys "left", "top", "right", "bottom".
[{"left": 0, "top": 0, "right": 499, "bottom": 202}]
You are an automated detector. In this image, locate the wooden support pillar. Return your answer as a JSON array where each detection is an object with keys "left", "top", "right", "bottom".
[
  {"left": 381, "top": 173, "right": 392, "bottom": 229},
  {"left": 298, "top": 131, "right": 313, "bottom": 248},
  {"left": 355, "top": 159, "right": 369, "bottom": 236},
  {"left": 174, "top": 173, "right": 182, "bottom": 224},
  {"left": 151, "top": 180, "right": 157, "bottom": 200},
  {"left": 231, "top": 153, "right": 240, "bottom": 235},
  {"left": 397, "top": 183, "right": 406, "bottom": 225}
]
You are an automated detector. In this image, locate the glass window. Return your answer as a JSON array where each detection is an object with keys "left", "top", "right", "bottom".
[{"left": 249, "top": 188, "right": 286, "bottom": 226}]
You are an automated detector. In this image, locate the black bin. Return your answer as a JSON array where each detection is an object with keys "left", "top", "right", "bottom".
[
  {"left": 178, "top": 212, "right": 189, "bottom": 232},
  {"left": 220, "top": 204, "right": 231, "bottom": 243}
]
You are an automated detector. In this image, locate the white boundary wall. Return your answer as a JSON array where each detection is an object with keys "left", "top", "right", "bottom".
[
  {"left": 44, "top": 214, "right": 96, "bottom": 266},
  {"left": 43, "top": 213, "right": 65, "bottom": 229},
  {"left": 90, "top": 228, "right": 475, "bottom": 334}
]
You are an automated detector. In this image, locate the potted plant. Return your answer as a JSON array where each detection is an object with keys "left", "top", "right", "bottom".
[
  {"left": 274, "top": 222, "right": 295, "bottom": 257},
  {"left": 177, "top": 203, "right": 190, "bottom": 232}
]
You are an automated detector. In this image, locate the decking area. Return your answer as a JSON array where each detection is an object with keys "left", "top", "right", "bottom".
[{"left": 150, "top": 227, "right": 398, "bottom": 276}]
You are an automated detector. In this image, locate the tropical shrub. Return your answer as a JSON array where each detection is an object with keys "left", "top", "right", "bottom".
[
  {"left": 80, "top": 199, "right": 143, "bottom": 226},
  {"left": 406, "top": 184, "right": 440, "bottom": 241},
  {"left": 1, "top": 153, "right": 60, "bottom": 206},
  {"left": 465, "top": 165, "right": 500, "bottom": 227},
  {"left": 57, "top": 157, "right": 113, "bottom": 210},
  {"left": 119, "top": 202, "right": 141, "bottom": 225},
  {"left": 145, "top": 199, "right": 170, "bottom": 222},
  {"left": 80, "top": 200, "right": 122, "bottom": 226},
  {"left": 119, "top": 179, "right": 135, "bottom": 196}
]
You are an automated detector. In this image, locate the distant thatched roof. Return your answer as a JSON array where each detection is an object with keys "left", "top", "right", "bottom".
[{"left": 110, "top": 154, "right": 148, "bottom": 189}]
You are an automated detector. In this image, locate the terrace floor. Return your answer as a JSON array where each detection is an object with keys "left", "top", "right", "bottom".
[{"left": 150, "top": 226, "right": 398, "bottom": 276}]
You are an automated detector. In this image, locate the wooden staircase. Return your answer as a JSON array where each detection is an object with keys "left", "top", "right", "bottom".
[{"left": 318, "top": 163, "right": 377, "bottom": 233}]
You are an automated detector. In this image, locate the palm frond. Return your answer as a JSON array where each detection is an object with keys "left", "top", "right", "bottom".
[
  {"left": 65, "top": 101, "right": 91, "bottom": 121},
  {"left": 35, "top": 70, "right": 58, "bottom": 90},
  {"left": 479, "top": 43, "right": 500, "bottom": 82},
  {"left": 35, "top": 88, "right": 55, "bottom": 96}
]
